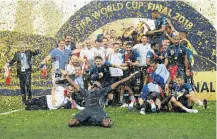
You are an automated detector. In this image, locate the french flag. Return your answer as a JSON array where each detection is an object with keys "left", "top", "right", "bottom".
[
  {"left": 41, "top": 65, "right": 47, "bottom": 78},
  {"left": 5, "top": 67, "right": 11, "bottom": 85}
]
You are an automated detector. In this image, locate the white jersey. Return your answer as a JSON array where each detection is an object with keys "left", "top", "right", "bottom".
[
  {"left": 133, "top": 43, "right": 151, "bottom": 66},
  {"left": 80, "top": 48, "right": 95, "bottom": 61},
  {"left": 105, "top": 47, "right": 114, "bottom": 58},
  {"left": 91, "top": 47, "right": 106, "bottom": 60},
  {"left": 108, "top": 52, "right": 123, "bottom": 77},
  {"left": 147, "top": 82, "right": 161, "bottom": 93},
  {"left": 108, "top": 52, "right": 123, "bottom": 65},
  {"left": 66, "top": 64, "right": 75, "bottom": 75},
  {"left": 46, "top": 85, "right": 67, "bottom": 110}
]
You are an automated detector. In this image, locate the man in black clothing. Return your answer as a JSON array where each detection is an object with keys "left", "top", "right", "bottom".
[
  {"left": 5, "top": 42, "right": 40, "bottom": 103},
  {"left": 62, "top": 70, "right": 139, "bottom": 128},
  {"left": 63, "top": 34, "right": 76, "bottom": 50},
  {"left": 90, "top": 56, "right": 127, "bottom": 87}
]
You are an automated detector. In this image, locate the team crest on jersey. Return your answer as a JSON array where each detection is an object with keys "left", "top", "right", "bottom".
[
  {"left": 170, "top": 49, "right": 175, "bottom": 55},
  {"left": 181, "top": 89, "right": 186, "bottom": 93}
]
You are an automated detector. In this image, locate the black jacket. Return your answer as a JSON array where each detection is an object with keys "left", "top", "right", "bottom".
[
  {"left": 70, "top": 42, "right": 76, "bottom": 51},
  {"left": 9, "top": 50, "right": 40, "bottom": 75}
]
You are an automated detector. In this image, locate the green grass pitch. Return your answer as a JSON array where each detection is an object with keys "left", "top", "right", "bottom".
[{"left": 0, "top": 97, "right": 216, "bottom": 139}]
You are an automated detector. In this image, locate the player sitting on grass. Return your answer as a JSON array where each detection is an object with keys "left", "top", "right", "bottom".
[
  {"left": 170, "top": 75, "right": 207, "bottom": 110},
  {"left": 62, "top": 70, "right": 139, "bottom": 128},
  {"left": 138, "top": 83, "right": 200, "bottom": 114},
  {"left": 160, "top": 75, "right": 207, "bottom": 113}
]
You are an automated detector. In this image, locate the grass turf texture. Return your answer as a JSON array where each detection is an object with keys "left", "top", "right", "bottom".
[{"left": 0, "top": 97, "right": 216, "bottom": 139}]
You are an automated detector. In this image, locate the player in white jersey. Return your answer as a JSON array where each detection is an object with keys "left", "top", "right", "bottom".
[{"left": 133, "top": 35, "right": 151, "bottom": 67}]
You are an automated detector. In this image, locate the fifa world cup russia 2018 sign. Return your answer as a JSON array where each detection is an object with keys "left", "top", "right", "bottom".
[{"left": 57, "top": 1, "right": 216, "bottom": 72}]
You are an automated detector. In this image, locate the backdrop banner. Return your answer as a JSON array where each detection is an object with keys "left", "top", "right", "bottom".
[{"left": 0, "top": 1, "right": 216, "bottom": 100}]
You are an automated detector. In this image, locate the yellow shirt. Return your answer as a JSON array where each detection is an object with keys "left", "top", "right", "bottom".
[
  {"left": 180, "top": 39, "right": 196, "bottom": 66},
  {"left": 181, "top": 39, "right": 197, "bottom": 55}
]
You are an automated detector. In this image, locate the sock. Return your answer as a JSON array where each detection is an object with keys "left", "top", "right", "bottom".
[
  {"left": 129, "top": 96, "right": 136, "bottom": 107},
  {"left": 76, "top": 104, "right": 84, "bottom": 110},
  {"left": 130, "top": 96, "right": 136, "bottom": 103},
  {"left": 182, "top": 107, "right": 191, "bottom": 113},
  {"left": 149, "top": 100, "right": 156, "bottom": 111},
  {"left": 120, "top": 96, "right": 123, "bottom": 102},
  {"left": 197, "top": 101, "right": 203, "bottom": 106},
  {"left": 71, "top": 100, "right": 76, "bottom": 109}
]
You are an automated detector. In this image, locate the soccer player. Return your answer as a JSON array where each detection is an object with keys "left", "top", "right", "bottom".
[
  {"left": 123, "top": 41, "right": 140, "bottom": 68},
  {"left": 171, "top": 75, "right": 207, "bottom": 110},
  {"left": 165, "top": 25, "right": 175, "bottom": 38},
  {"left": 138, "top": 59, "right": 170, "bottom": 113},
  {"left": 106, "top": 43, "right": 136, "bottom": 107},
  {"left": 138, "top": 74, "right": 200, "bottom": 114},
  {"left": 25, "top": 84, "right": 77, "bottom": 110},
  {"left": 179, "top": 31, "right": 197, "bottom": 57},
  {"left": 107, "top": 43, "right": 124, "bottom": 79},
  {"left": 61, "top": 66, "right": 87, "bottom": 109},
  {"left": 91, "top": 40, "right": 106, "bottom": 61},
  {"left": 90, "top": 56, "right": 127, "bottom": 87},
  {"left": 164, "top": 35, "right": 189, "bottom": 81},
  {"left": 79, "top": 40, "right": 95, "bottom": 67},
  {"left": 146, "top": 42, "right": 163, "bottom": 65},
  {"left": 179, "top": 40, "right": 195, "bottom": 90},
  {"left": 64, "top": 71, "right": 139, "bottom": 128},
  {"left": 122, "top": 42, "right": 141, "bottom": 105},
  {"left": 146, "top": 10, "right": 167, "bottom": 45},
  {"left": 133, "top": 35, "right": 151, "bottom": 67}
]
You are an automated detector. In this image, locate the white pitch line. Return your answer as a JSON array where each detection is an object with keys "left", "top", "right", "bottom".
[{"left": 0, "top": 109, "right": 23, "bottom": 115}]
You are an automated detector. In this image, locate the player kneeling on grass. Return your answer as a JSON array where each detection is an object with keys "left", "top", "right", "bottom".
[
  {"left": 63, "top": 70, "right": 139, "bottom": 128},
  {"left": 25, "top": 84, "right": 83, "bottom": 110}
]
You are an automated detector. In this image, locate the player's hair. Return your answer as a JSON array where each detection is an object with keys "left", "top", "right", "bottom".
[
  {"left": 58, "top": 39, "right": 65, "bottom": 43},
  {"left": 180, "top": 31, "right": 187, "bottom": 34},
  {"left": 150, "top": 59, "right": 158, "bottom": 64},
  {"left": 95, "top": 39, "right": 101, "bottom": 43},
  {"left": 113, "top": 42, "right": 119, "bottom": 47},
  {"left": 74, "top": 66, "right": 82, "bottom": 70},
  {"left": 110, "top": 29, "right": 116, "bottom": 32},
  {"left": 180, "top": 40, "right": 188, "bottom": 46},
  {"left": 180, "top": 31, "right": 187, "bottom": 37},
  {"left": 176, "top": 74, "right": 185, "bottom": 80},
  {"left": 141, "top": 35, "right": 148, "bottom": 38},
  {"left": 94, "top": 56, "right": 103, "bottom": 61},
  {"left": 151, "top": 42, "right": 157, "bottom": 48},
  {"left": 152, "top": 10, "right": 159, "bottom": 13},
  {"left": 102, "top": 37, "right": 108, "bottom": 41},
  {"left": 166, "top": 26, "right": 172, "bottom": 29},
  {"left": 125, "top": 41, "right": 134, "bottom": 47}
]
